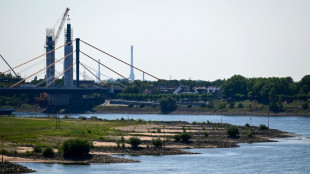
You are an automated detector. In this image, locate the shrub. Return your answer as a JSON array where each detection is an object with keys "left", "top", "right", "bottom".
[
  {"left": 128, "top": 103, "right": 134, "bottom": 108},
  {"left": 33, "top": 145, "right": 42, "bottom": 153},
  {"left": 302, "top": 102, "right": 308, "bottom": 110},
  {"left": 128, "top": 137, "right": 142, "bottom": 148},
  {"left": 151, "top": 138, "right": 163, "bottom": 148},
  {"left": 247, "top": 130, "right": 253, "bottom": 137},
  {"left": 188, "top": 104, "right": 192, "bottom": 108},
  {"left": 140, "top": 103, "right": 145, "bottom": 108},
  {"left": 157, "top": 128, "right": 161, "bottom": 133},
  {"left": 63, "top": 115, "right": 70, "bottom": 119},
  {"left": 259, "top": 124, "right": 269, "bottom": 130},
  {"left": 42, "top": 147, "right": 54, "bottom": 157},
  {"left": 160, "top": 97, "right": 177, "bottom": 114},
  {"left": 226, "top": 126, "right": 239, "bottom": 137},
  {"left": 245, "top": 123, "right": 250, "bottom": 128},
  {"left": 229, "top": 102, "right": 235, "bottom": 109},
  {"left": 120, "top": 136, "right": 126, "bottom": 148},
  {"left": 206, "top": 101, "right": 214, "bottom": 108},
  {"left": 62, "top": 139, "right": 91, "bottom": 157},
  {"left": 180, "top": 133, "right": 192, "bottom": 142},
  {"left": 79, "top": 116, "right": 87, "bottom": 120},
  {"left": 90, "top": 116, "right": 98, "bottom": 120},
  {"left": 192, "top": 121, "right": 198, "bottom": 125},
  {"left": 237, "top": 103, "right": 244, "bottom": 108},
  {"left": 219, "top": 103, "right": 226, "bottom": 109},
  {"left": 116, "top": 140, "right": 121, "bottom": 148},
  {"left": 204, "top": 132, "right": 209, "bottom": 137},
  {"left": 173, "top": 134, "right": 181, "bottom": 142},
  {"left": 200, "top": 103, "right": 207, "bottom": 108}
]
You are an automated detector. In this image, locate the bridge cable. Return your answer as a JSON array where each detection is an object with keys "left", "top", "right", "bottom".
[
  {"left": 80, "top": 63, "right": 127, "bottom": 88},
  {"left": 33, "top": 58, "right": 65, "bottom": 87},
  {"left": 0, "top": 40, "right": 74, "bottom": 76},
  {"left": 46, "top": 62, "right": 76, "bottom": 87},
  {"left": 80, "top": 40, "right": 161, "bottom": 81},
  {"left": 79, "top": 62, "right": 107, "bottom": 86},
  {"left": 80, "top": 51, "right": 132, "bottom": 83},
  {"left": 11, "top": 50, "right": 76, "bottom": 88}
]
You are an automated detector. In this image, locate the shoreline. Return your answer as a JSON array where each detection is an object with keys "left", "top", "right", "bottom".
[
  {"left": 14, "top": 107, "right": 310, "bottom": 117},
  {"left": 2, "top": 119, "right": 293, "bottom": 165}
]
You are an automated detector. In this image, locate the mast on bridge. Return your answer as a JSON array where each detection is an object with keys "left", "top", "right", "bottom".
[{"left": 64, "top": 15, "right": 73, "bottom": 88}]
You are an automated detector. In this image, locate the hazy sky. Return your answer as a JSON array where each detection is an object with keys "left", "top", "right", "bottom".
[{"left": 0, "top": 0, "right": 309, "bottom": 82}]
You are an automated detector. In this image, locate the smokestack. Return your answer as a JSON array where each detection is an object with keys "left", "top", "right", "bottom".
[
  {"left": 129, "top": 45, "right": 135, "bottom": 81},
  {"left": 143, "top": 72, "right": 145, "bottom": 81}
]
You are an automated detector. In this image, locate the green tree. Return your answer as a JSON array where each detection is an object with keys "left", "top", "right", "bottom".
[
  {"left": 62, "top": 139, "right": 91, "bottom": 157},
  {"left": 299, "top": 75, "right": 310, "bottom": 94},
  {"left": 226, "top": 126, "right": 239, "bottom": 137},
  {"left": 222, "top": 75, "right": 247, "bottom": 100},
  {"left": 128, "top": 137, "right": 142, "bottom": 148},
  {"left": 160, "top": 97, "right": 177, "bottom": 114}
]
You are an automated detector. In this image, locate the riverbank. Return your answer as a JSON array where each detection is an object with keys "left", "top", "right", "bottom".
[
  {"left": 0, "top": 116, "right": 293, "bottom": 166},
  {"left": 0, "top": 161, "right": 35, "bottom": 173},
  {"left": 90, "top": 105, "right": 310, "bottom": 116},
  {"left": 13, "top": 102, "right": 310, "bottom": 116},
  {"left": 3, "top": 153, "right": 138, "bottom": 164}
]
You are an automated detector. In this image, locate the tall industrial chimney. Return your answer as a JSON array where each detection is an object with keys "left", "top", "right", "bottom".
[{"left": 129, "top": 45, "right": 135, "bottom": 82}]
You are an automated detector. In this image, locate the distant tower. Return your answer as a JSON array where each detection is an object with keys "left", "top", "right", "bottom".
[
  {"left": 64, "top": 15, "right": 73, "bottom": 88},
  {"left": 129, "top": 45, "right": 135, "bottom": 81},
  {"left": 98, "top": 59, "right": 101, "bottom": 82},
  {"left": 45, "top": 29, "right": 55, "bottom": 87},
  {"left": 143, "top": 72, "right": 145, "bottom": 81}
]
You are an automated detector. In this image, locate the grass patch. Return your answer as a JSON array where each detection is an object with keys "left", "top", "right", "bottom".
[{"left": 0, "top": 117, "right": 134, "bottom": 147}]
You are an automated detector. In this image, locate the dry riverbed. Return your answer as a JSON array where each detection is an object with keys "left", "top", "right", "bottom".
[{"left": 1, "top": 119, "right": 292, "bottom": 173}]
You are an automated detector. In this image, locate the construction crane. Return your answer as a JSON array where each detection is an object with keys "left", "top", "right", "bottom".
[
  {"left": 45, "top": 7, "right": 70, "bottom": 87},
  {"left": 45, "top": 8, "right": 70, "bottom": 47}
]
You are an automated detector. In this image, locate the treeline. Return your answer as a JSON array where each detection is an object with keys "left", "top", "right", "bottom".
[
  {"left": 0, "top": 94, "right": 29, "bottom": 107},
  {"left": 119, "top": 75, "right": 310, "bottom": 105},
  {"left": 121, "top": 79, "right": 224, "bottom": 94},
  {"left": 117, "top": 93, "right": 213, "bottom": 101},
  {"left": 222, "top": 75, "right": 310, "bottom": 102}
]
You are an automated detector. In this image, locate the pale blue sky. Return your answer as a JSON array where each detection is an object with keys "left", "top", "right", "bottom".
[{"left": 0, "top": 0, "right": 309, "bottom": 82}]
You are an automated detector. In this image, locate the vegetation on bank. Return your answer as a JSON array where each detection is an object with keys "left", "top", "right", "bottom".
[
  {"left": 0, "top": 116, "right": 133, "bottom": 147},
  {"left": 0, "top": 116, "right": 292, "bottom": 162},
  {"left": 92, "top": 99, "right": 310, "bottom": 115},
  {"left": 0, "top": 74, "right": 309, "bottom": 114}
]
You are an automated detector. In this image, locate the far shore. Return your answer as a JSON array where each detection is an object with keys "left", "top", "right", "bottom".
[{"left": 14, "top": 106, "right": 310, "bottom": 117}]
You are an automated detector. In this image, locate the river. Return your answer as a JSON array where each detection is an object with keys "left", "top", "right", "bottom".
[{"left": 16, "top": 113, "right": 310, "bottom": 174}]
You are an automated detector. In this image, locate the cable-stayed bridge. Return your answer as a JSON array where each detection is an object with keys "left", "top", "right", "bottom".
[{"left": 0, "top": 38, "right": 160, "bottom": 110}]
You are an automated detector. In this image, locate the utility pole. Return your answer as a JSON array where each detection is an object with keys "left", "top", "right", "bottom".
[
  {"left": 1, "top": 136, "right": 3, "bottom": 164},
  {"left": 163, "top": 125, "right": 165, "bottom": 148}
]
